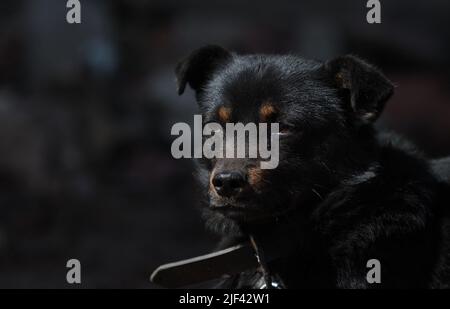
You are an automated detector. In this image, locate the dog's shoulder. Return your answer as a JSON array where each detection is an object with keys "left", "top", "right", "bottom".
[
  {"left": 310, "top": 135, "right": 447, "bottom": 287},
  {"left": 315, "top": 139, "right": 439, "bottom": 231}
]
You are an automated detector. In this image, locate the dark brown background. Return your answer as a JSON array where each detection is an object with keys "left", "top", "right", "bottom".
[{"left": 0, "top": 0, "right": 449, "bottom": 288}]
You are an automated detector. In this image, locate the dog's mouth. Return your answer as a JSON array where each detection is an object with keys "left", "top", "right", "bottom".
[
  {"left": 208, "top": 194, "right": 279, "bottom": 223},
  {"left": 207, "top": 189, "right": 299, "bottom": 224},
  {"left": 209, "top": 192, "right": 255, "bottom": 208},
  {"left": 210, "top": 201, "right": 248, "bottom": 212},
  {"left": 210, "top": 206, "right": 267, "bottom": 223},
  {"left": 209, "top": 197, "right": 257, "bottom": 217}
]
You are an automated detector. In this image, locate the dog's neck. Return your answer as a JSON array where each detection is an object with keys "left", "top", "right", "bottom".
[{"left": 233, "top": 189, "right": 324, "bottom": 253}]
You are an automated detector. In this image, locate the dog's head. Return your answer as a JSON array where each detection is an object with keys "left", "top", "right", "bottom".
[{"left": 176, "top": 45, "right": 393, "bottom": 236}]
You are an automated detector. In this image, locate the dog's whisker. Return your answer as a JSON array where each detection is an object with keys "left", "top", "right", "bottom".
[{"left": 311, "top": 188, "right": 324, "bottom": 200}]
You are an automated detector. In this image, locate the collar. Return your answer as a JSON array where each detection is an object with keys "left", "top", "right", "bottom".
[{"left": 150, "top": 221, "right": 301, "bottom": 288}]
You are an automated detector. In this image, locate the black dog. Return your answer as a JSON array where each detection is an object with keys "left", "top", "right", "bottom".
[{"left": 175, "top": 45, "right": 450, "bottom": 288}]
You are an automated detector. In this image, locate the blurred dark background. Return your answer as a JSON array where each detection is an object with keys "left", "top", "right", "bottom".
[{"left": 0, "top": 0, "right": 449, "bottom": 288}]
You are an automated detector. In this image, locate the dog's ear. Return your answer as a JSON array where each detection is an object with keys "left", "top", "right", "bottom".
[
  {"left": 324, "top": 55, "right": 394, "bottom": 123},
  {"left": 175, "top": 45, "right": 232, "bottom": 95}
]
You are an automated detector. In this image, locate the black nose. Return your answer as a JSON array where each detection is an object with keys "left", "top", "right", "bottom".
[{"left": 212, "top": 172, "right": 246, "bottom": 197}]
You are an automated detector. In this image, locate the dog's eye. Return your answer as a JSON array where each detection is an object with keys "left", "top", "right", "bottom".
[{"left": 276, "top": 124, "right": 293, "bottom": 136}]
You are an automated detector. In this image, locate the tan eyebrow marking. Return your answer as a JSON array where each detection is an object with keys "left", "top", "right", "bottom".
[
  {"left": 259, "top": 102, "right": 278, "bottom": 122},
  {"left": 217, "top": 106, "right": 232, "bottom": 122}
]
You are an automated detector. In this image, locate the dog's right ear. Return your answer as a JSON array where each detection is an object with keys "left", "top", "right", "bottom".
[
  {"left": 323, "top": 55, "right": 394, "bottom": 124},
  {"left": 175, "top": 45, "right": 232, "bottom": 95}
]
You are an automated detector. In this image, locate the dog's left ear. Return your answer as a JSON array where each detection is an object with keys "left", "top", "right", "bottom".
[
  {"left": 324, "top": 55, "right": 394, "bottom": 123},
  {"left": 175, "top": 45, "right": 232, "bottom": 95}
]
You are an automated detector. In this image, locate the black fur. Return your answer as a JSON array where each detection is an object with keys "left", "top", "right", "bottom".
[{"left": 176, "top": 46, "right": 450, "bottom": 288}]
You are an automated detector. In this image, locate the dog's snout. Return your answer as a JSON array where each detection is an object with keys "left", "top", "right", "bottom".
[{"left": 212, "top": 171, "right": 247, "bottom": 197}]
